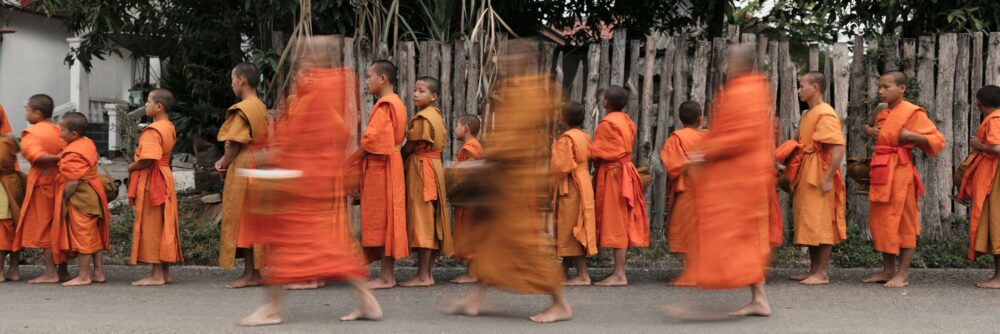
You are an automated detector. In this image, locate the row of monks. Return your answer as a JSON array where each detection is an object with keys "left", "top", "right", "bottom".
[{"left": 2, "top": 40, "right": 999, "bottom": 326}]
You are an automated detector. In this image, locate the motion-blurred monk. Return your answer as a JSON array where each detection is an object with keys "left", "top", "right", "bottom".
[
  {"left": 0, "top": 109, "right": 23, "bottom": 282},
  {"left": 863, "top": 71, "right": 945, "bottom": 288},
  {"left": 956, "top": 85, "right": 1000, "bottom": 289},
  {"left": 450, "top": 114, "right": 483, "bottom": 284},
  {"left": 659, "top": 101, "right": 706, "bottom": 286},
  {"left": 551, "top": 101, "right": 597, "bottom": 286}
]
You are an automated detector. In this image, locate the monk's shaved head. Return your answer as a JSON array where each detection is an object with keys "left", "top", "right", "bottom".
[
  {"left": 726, "top": 44, "right": 756, "bottom": 76},
  {"left": 881, "top": 70, "right": 908, "bottom": 87},
  {"left": 369, "top": 60, "right": 398, "bottom": 86},
  {"left": 679, "top": 101, "right": 702, "bottom": 126},
  {"left": 61, "top": 111, "right": 89, "bottom": 136},
  {"left": 458, "top": 114, "right": 481, "bottom": 136},
  {"left": 233, "top": 62, "right": 260, "bottom": 88},
  {"left": 603, "top": 85, "right": 629, "bottom": 111},
  {"left": 28, "top": 94, "right": 54, "bottom": 118},
  {"left": 802, "top": 72, "right": 827, "bottom": 94},
  {"left": 150, "top": 88, "right": 176, "bottom": 112}
]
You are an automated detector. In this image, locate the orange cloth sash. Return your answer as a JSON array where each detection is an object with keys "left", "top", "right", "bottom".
[
  {"left": 870, "top": 145, "right": 924, "bottom": 196},
  {"left": 414, "top": 150, "right": 441, "bottom": 202}
]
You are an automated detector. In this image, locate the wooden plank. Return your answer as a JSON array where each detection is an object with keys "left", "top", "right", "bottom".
[
  {"left": 452, "top": 40, "right": 466, "bottom": 119},
  {"left": 689, "top": 40, "right": 711, "bottom": 107},
  {"left": 429, "top": 42, "right": 441, "bottom": 80},
  {"left": 768, "top": 41, "right": 780, "bottom": 97},
  {"left": 377, "top": 42, "right": 390, "bottom": 61},
  {"left": 741, "top": 33, "right": 757, "bottom": 66},
  {"left": 883, "top": 36, "right": 900, "bottom": 71},
  {"left": 357, "top": 38, "right": 374, "bottom": 137},
  {"left": 637, "top": 34, "right": 658, "bottom": 167},
  {"left": 555, "top": 51, "right": 565, "bottom": 92},
  {"left": 916, "top": 35, "right": 938, "bottom": 235},
  {"left": 611, "top": 29, "right": 627, "bottom": 87},
  {"left": 418, "top": 40, "right": 430, "bottom": 77},
  {"left": 972, "top": 32, "right": 985, "bottom": 127},
  {"left": 343, "top": 37, "right": 359, "bottom": 151},
  {"left": 809, "top": 45, "right": 820, "bottom": 71},
  {"left": 847, "top": 35, "right": 869, "bottom": 239},
  {"left": 626, "top": 40, "right": 642, "bottom": 121},
  {"left": 933, "top": 33, "right": 957, "bottom": 234},
  {"left": 672, "top": 36, "right": 690, "bottom": 128},
  {"left": 832, "top": 43, "right": 850, "bottom": 120},
  {"left": 598, "top": 39, "right": 611, "bottom": 108},
  {"left": 902, "top": 38, "right": 917, "bottom": 78},
  {"left": 465, "top": 42, "right": 481, "bottom": 119},
  {"left": 756, "top": 35, "right": 768, "bottom": 71},
  {"left": 987, "top": 32, "right": 1000, "bottom": 86},
  {"left": 584, "top": 43, "right": 602, "bottom": 135},
  {"left": 540, "top": 41, "right": 556, "bottom": 76},
  {"left": 866, "top": 38, "right": 881, "bottom": 110},
  {"left": 779, "top": 41, "right": 799, "bottom": 139},
  {"left": 824, "top": 54, "right": 833, "bottom": 103},
  {"left": 402, "top": 41, "right": 416, "bottom": 119},
  {"left": 439, "top": 42, "right": 453, "bottom": 159},
  {"left": 571, "top": 60, "right": 584, "bottom": 103},
  {"left": 726, "top": 25, "right": 739, "bottom": 42},
  {"left": 651, "top": 35, "right": 675, "bottom": 242},
  {"left": 709, "top": 37, "right": 728, "bottom": 104},
  {"left": 953, "top": 33, "right": 971, "bottom": 219}
]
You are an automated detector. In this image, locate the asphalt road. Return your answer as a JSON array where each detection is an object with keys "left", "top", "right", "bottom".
[{"left": 1, "top": 266, "right": 999, "bottom": 333}]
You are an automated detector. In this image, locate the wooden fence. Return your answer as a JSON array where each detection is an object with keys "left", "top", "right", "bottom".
[{"left": 320, "top": 27, "right": 1000, "bottom": 242}]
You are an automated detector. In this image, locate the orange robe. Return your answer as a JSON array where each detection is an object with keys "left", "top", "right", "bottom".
[
  {"left": 453, "top": 138, "right": 482, "bottom": 260},
  {"left": 684, "top": 73, "right": 774, "bottom": 289},
  {"left": 51, "top": 138, "right": 109, "bottom": 263},
  {"left": 868, "top": 101, "right": 945, "bottom": 254},
  {"left": 0, "top": 135, "right": 23, "bottom": 251},
  {"left": 591, "top": 112, "right": 649, "bottom": 248},
  {"left": 957, "top": 111, "right": 1000, "bottom": 259},
  {"left": 217, "top": 97, "right": 270, "bottom": 269},
  {"left": 360, "top": 93, "right": 408, "bottom": 262},
  {"left": 660, "top": 127, "right": 707, "bottom": 254},
  {"left": 551, "top": 128, "right": 597, "bottom": 257},
  {"left": 127, "top": 120, "right": 182, "bottom": 264},
  {"left": 404, "top": 106, "right": 453, "bottom": 256},
  {"left": 792, "top": 103, "right": 847, "bottom": 246},
  {"left": 245, "top": 68, "right": 368, "bottom": 284},
  {"left": 12, "top": 121, "right": 64, "bottom": 251},
  {"left": 472, "top": 74, "right": 563, "bottom": 295}
]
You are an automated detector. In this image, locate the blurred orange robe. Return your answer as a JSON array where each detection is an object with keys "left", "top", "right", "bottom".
[
  {"left": 472, "top": 74, "right": 563, "bottom": 295},
  {"left": 12, "top": 121, "right": 64, "bottom": 251},
  {"left": 685, "top": 73, "right": 774, "bottom": 289},
  {"left": 128, "top": 120, "right": 182, "bottom": 265},
  {"left": 405, "top": 106, "right": 453, "bottom": 256},
  {"left": 591, "top": 112, "right": 649, "bottom": 248},
  {"left": 868, "top": 101, "right": 945, "bottom": 254},
  {"left": 453, "top": 138, "right": 482, "bottom": 260},
  {"left": 0, "top": 135, "right": 23, "bottom": 252},
  {"left": 551, "top": 128, "right": 597, "bottom": 257},
  {"left": 791, "top": 103, "right": 846, "bottom": 246},
  {"left": 660, "top": 127, "right": 706, "bottom": 253},
  {"left": 246, "top": 68, "right": 368, "bottom": 284},
  {"left": 360, "top": 93, "right": 408, "bottom": 262},
  {"left": 217, "top": 97, "right": 270, "bottom": 269},
  {"left": 51, "top": 138, "right": 109, "bottom": 263},
  {"left": 957, "top": 111, "right": 1000, "bottom": 260}
]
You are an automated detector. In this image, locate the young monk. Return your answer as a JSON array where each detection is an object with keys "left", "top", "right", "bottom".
[
  {"left": 128, "top": 89, "right": 183, "bottom": 286},
  {"left": 590, "top": 85, "right": 648, "bottom": 287},
  {"left": 400, "top": 76, "right": 453, "bottom": 287},
  {"left": 12, "top": 94, "right": 68, "bottom": 284},
  {"left": 956, "top": 85, "right": 1000, "bottom": 289},
  {"left": 51, "top": 112, "right": 110, "bottom": 286},
  {"left": 0, "top": 114, "right": 24, "bottom": 282},
  {"left": 551, "top": 101, "right": 597, "bottom": 286},
  {"left": 863, "top": 71, "right": 945, "bottom": 288},
  {"left": 450, "top": 114, "right": 483, "bottom": 284},
  {"left": 350, "top": 60, "right": 408, "bottom": 289},
  {"left": 788, "top": 72, "right": 847, "bottom": 285},
  {"left": 659, "top": 101, "right": 707, "bottom": 286},
  {"left": 217, "top": 63, "right": 271, "bottom": 288}
]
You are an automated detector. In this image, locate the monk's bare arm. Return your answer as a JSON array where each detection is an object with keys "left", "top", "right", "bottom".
[
  {"left": 63, "top": 180, "right": 79, "bottom": 202},
  {"left": 823, "top": 145, "right": 846, "bottom": 186},
  {"left": 128, "top": 159, "right": 155, "bottom": 172},
  {"left": 971, "top": 137, "right": 1000, "bottom": 155},
  {"left": 215, "top": 141, "right": 243, "bottom": 171},
  {"left": 863, "top": 125, "right": 879, "bottom": 138},
  {"left": 898, "top": 128, "right": 929, "bottom": 147},
  {"left": 33, "top": 152, "right": 61, "bottom": 166},
  {"left": 348, "top": 149, "right": 369, "bottom": 165}
]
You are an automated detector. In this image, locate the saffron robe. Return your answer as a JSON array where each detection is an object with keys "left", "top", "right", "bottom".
[
  {"left": 792, "top": 103, "right": 847, "bottom": 246},
  {"left": 660, "top": 127, "right": 707, "bottom": 254},
  {"left": 51, "top": 138, "right": 109, "bottom": 263},
  {"left": 12, "top": 121, "right": 64, "bottom": 251},
  {"left": 128, "top": 120, "right": 182, "bottom": 264},
  {"left": 0, "top": 135, "right": 23, "bottom": 251},
  {"left": 957, "top": 111, "right": 1000, "bottom": 259},
  {"left": 551, "top": 128, "right": 597, "bottom": 257},
  {"left": 360, "top": 93, "right": 408, "bottom": 262},
  {"left": 453, "top": 138, "right": 482, "bottom": 260},
  {"left": 868, "top": 101, "right": 945, "bottom": 254},
  {"left": 404, "top": 106, "right": 453, "bottom": 256},
  {"left": 591, "top": 112, "right": 649, "bottom": 248},
  {"left": 217, "top": 97, "right": 270, "bottom": 269}
]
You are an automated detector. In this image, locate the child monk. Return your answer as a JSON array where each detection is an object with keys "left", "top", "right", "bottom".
[
  {"left": 449, "top": 114, "right": 483, "bottom": 284},
  {"left": 551, "top": 101, "right": 597, "bottom": 285},
  {"left": 128, "top": 88, "right": 183, "bottom": 286},
  {"left": 217, "top": 63, "right": 271, "bottom": 288},
  {"left": 51, "top": 112, "right": 110, "bottom": 286},
  {"left": 659, "top": 101, "right": 706, "bottom": 286},
  {"left": 12, "top": 94, "right": 68, "bottom": 284},
  {"left": 400, "top": 76, "right": 453, "bottom": 287},
  {"left": 0, "top": 114, "right": 24, "bottom": 282},
  {"left": 956, "top": 85, "right": 1000, "bottom": 288},
  {"left": 350, "top": 60, "right": 408, "bottom": 289},
  {"left": 788, "top": 72, "right": 846, "bottom": 285},
  {"left": 590, "top": 85, "right": 648, "bottom": 287},
  {"left": 863, "top": 71, "right": 945, "bottom": 288}
]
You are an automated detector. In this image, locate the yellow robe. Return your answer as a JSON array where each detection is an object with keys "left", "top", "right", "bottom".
[
  {"left": 217, "top": 97, "right": 270, "bottom": 269},
  {"left": 791, "top": 103, "right": 847, "bottom": 246},
  {"left": 404, "top": 106, "right": 453, "bottom": 256}
]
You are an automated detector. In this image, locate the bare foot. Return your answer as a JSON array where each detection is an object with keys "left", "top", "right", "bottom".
[
  {"left": 799, "top": 274, "right": 830, "bottom": 285},
  {"left": 883, "top": 274, "right": 908, "bottom": 288},
  {"left": 529, "top": 302, "right": 573, "bottom": 323},
  {"left": 227, "top": 275, "right": 260, "bottom": 289},
  {"left": 450, "top": 274, "right": 478, "bottom": 284},
  {"left": 443, "top": 296, "right": 481, "bottom": 316},
  {"left": 862, "top": 271, "right": 895, "bottom": 284},
  {"left": 28, "top": 274, "right": 60, "bottom": 284},
  {"left": 976, "top": 277, "right": 1000, "bottom": 289},
  {"left": 165, "top": 271, "right": 173, "bottom": 284},
  {"left": 284, "top": 281, "right": 325, "bottom": 290},
  {"left": 339, "top": 303, "right": 383, "bottom": 321},
  {"left": 237, "top": 305, "right": 282, "bottom": 326},
  {"left": 5, "top": 269, "right": 20, "bottom": 281},
  {"left": 62, "top": 276, "right": 92, "bottom": 286},
  {"left": 729, "top": 301, "right": 771, "bottom": 317},
  {"left": 366, "top": 277, "right": 396, "bottom": 289},
  {"left": 399, "top": 276, "right": 435, "bottom": 287},
  {"left": 131, "top": 276, "right": 167, "bottom": 286},
  {"left": 563, "top": 275, "right": 591, "bottom": 286},
  {"left": 58, "top": 267, "right": 71, "bottom": 282},
  {"left": 789, "top": 272, "right": 811, "bottom": 281},
  {"left": 93, "top": 272, "right": 107, "bottom": 283},
  {"left": 594, "top": 274, "right": 627, "bottom": 287}
]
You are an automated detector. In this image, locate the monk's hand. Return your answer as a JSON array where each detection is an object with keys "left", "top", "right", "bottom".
[
  {"left": 971, "top": 137, "right": 984, "bottom": 151},
  {"left": 899, "top": 128, "right": 920, "bottom": 143},
  {"left": 821, "top": 176, "right": 833, "bottom": 192},
  {"left": 214, "top": 158, "right": 227, "bottom": 172},
  {"left": 864, "top": 125, "right": 879, "bottom": 138}
]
